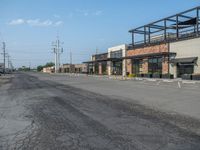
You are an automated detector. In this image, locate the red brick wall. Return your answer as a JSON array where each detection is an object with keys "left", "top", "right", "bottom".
[
  {"left": 126, "top": 59, "right": 132, "bottom": 74},
  {"left": 127, "top": 44, "right": 168, "bottom": 56},
  {"left": 142, "top": 59, "right": 148, "bottom": 74},
  {"left": 162, "top": 60, "right": 169, "bottom": 74},
  {"left": 127, "top": 44, "right": 169, "bottom": 74}
]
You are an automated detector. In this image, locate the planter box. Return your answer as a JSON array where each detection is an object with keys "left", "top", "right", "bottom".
[
  {"left": 143, "top": 74, "right": 152, "bottom": 78},
  {"left": 162, "top": 74, "right": 174, "bottom": 79},
  {"left": 192, "top": 75, "right": 200, "bottom": 80},
  {"left": 152, "top": 74, "right": 161, "bottom": 78},
  {"left": 181, "top": 74, "right": 192, "bottom": 80}
]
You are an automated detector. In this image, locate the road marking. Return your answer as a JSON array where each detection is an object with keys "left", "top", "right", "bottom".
[
  {"left": 163, "top": 80, "right": 174, "bottom": 83},
  {"left": 178, "top": 81, "right": 181, "bottom": 88},
  {"left": 146, "top": 79, "right": 157, "bottom": 82},
  {"left": 182, "top": 81, "right": 196, "bottom": 84},
  {"left": 157, "top": 81, "right": 161, "bottom": 85}
]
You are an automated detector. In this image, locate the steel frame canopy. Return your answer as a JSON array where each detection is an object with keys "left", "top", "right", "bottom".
[{"left": 129, "top": 6, "right": 200, "bottom": 46}]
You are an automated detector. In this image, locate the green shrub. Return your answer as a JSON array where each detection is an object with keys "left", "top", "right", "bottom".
[{"left": 128, "top": 74, "right": 136, "bottom": 78}]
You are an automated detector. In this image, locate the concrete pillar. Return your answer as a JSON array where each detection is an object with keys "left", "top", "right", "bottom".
[
  {"left": 174, "top": 65, "right": 177, "bottom": 78},
  {"left": 162, "top": 61, "right": 169, "bottom": 74},
  {"left": 122, "top": 59, "right": 127, "bottom": 77},
  {"left": 99, "top": 63, "right": 102, "bottom": 75},
  {"left": 108, "top": 61, "right": 112, "bottom": 76},
  {"left": 126, "top": 59, "right": 132, "bottom": 75},
  {"left": 142, "top": 59, "right": 148, "bottom": 74}
]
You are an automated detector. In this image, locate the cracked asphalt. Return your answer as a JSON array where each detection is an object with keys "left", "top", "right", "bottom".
[{"left": 0, "top": 72, "right": 200, "bottom": 150}]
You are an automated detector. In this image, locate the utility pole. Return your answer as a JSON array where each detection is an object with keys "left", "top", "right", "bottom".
[
  {"left": 29, "top": 61, "right": 31, "bottom": 70},
  {"left": 52, "top": 36, "right": 63, "bottom": 73},
  {"left": 7, "top": 54, "right": 10, "bottom": 70},
  {"left": 70, "top": 51, "right": 72, "bottom": 65},
  {"left": 2, "top": 42, "right": 6, "bottom": 75},
  {"left": 96, "top": 47, "right": 98, "bottom": 55}
]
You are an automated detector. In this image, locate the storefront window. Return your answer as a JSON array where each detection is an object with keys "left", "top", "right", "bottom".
[
  {"left": 102, "top": 62, "right": 107, "bottom": 75},
  {"left": 110, "top": 50, "right": 122, "bottom": 58},
  {"left": 112, "top": 61, "right": 122, "bottom": 75},
  {"left": 94, "top": 63, "right": 99, "bottom": 74},
  {"left": 148, "top": 57, "right": 162, "bottom": 74},
  {"left": 132, "top": 59, "right": 142, "bottom": 74}
]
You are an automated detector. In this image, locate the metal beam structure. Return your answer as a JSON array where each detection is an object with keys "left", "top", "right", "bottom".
[{"left": 129, "top": 6, "right": 200, "bottom": 47}]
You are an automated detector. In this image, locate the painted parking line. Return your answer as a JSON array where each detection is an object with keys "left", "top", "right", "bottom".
[
  {"left": 178, "top": 81, "right": 182, "bottom": 88},
  {"left": 182, "top": 81, "right": 196, "bottom": 84},
  {"left": 145, "top": 79, "right": 157, "bottom": 82},
  {"left": 162, "top": 80, "right": 174, "bottom": 83}
]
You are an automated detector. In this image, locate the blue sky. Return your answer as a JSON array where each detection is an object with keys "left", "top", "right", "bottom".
[{"left": 0, "top": 0, "right": 200, "bottom": 68}]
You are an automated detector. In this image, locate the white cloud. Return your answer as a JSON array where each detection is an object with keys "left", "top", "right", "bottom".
[
  {"left": 74, "top": 9, "right": 103, "bottom": 17},
  {"left": 53, "top": 14, "right": 61, "bottom": 18},
  {"left": 8, "top": 19, "right": 25, "bottom": 25},
  {"left": 94, "top": 10, "right": 103, "bottom": 16},
  {"left": 27, "top": 19, "right": 53, "bottom": 26},
  {"left": 76, "top": 9, "right": 89, "bottom": 17},
  {"left": 54, "top": 21, "right": 63, "bottom": 26},
  {"left": 8, "top": 18, "right": 63, "bottom": 27}
]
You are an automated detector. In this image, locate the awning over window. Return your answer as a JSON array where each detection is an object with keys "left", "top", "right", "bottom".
[{"left": 170, "top": 57, "right": 198, "bottom": 64}]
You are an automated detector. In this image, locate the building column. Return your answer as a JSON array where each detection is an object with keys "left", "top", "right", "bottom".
[
  {"left": 126, "top": 59, "right": 132, "bottom": 75},
  {"left": 162, "top": 60, "right": 169, "bottom": 74},
  {"left": 122, "top": 59, "right": 127, "bottom": 77},
  {"left": 142, "top": 59, "right": 148, "bottom": 74},
  {"left": 93, "top": 63, "right": 95, "bottom": 74},
  {"left": 174, "top": 65, "right": 177, "bottom": 78},
  {"left": 99, "top": 63, "right": 102, "bottom": 75},
  {"left": 108, "top": 61, "right": 112, "bottom": 76}
]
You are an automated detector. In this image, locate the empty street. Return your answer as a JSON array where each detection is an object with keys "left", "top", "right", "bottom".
[{"left": 0, "top": 72, "right": 200, "bottom": 150}]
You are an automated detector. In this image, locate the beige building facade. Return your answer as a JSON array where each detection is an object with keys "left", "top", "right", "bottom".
[{"left": 170, "top": 38, "right": 200, "bottom": 78}]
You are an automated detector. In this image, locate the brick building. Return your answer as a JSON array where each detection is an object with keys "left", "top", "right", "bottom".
[
  {"left": 84, "top": 53, "right": 108, "bottom": 75},
  {"left": 126, "top": 6, "right": 200, "bottom": 78},
  {"left": 43, "top": 66, "right": 54, "bottom": 73},
  {"left": 84, "top": 7, "right": 200, "bottom": 79},
  {"left": 61, "top": 64, "right": 87, "bottom": 74}
]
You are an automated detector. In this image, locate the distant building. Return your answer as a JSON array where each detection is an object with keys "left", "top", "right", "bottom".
[
  {"left": 84, "top": 53, "right": 108, "bottom": 75},
  {"left": 61, "top": 64, "right": 74, "bottom": 73},
  {"left": 60, "top": 64, "right": 87, "bottom": 74},
  {"left": 43, "top": 66, "right": 54, "bottom": 73}
]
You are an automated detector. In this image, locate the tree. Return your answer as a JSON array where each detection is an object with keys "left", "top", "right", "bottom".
[
  {"left": 45, "top": 62, "right": 54, "bottom": 68},
  {"left": 37, "top": 65, "right": 43, "bottom": 72},
  {"left": 36, "top": 62, "right": 54, "bottom": 72}
]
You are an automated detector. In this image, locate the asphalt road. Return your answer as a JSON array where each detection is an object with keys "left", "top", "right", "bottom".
[{"left": 0, "top": 73, "right": 200, "bottom": 150}]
